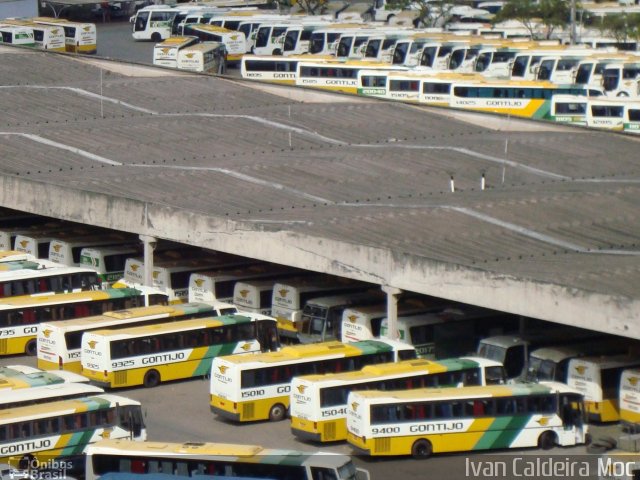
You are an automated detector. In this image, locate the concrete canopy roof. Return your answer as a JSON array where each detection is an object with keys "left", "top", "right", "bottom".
[{"left": 0, "top": 49, "right": 639, "bottom": 339}]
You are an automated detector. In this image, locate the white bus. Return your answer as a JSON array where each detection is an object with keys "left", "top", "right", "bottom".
[
  {"left": 346, "top": 382, "right": 588, "bottom": 457},
  {"left": 0, "top": 266, "right": 101, "bottom": 299},
  {"left": 37, "top": 301, "right": 234, "bottom": 372},
  {"left": 586, "top": 98, "right": 627, "bottom": 131},
  {"left": 270, "top": 276, "right": 368, "bottom": 342},
  {"left": 114, "top": 253, "right": 252, "bottom": 304},
  {"left": 0, "top": 382, "right": 104, "bottom": 409},
  {"left": 290, "top": 356, "right": 506, "bottom": 443},
  {"left": 549, "top": 94, "right": 588, "bottom": 126},
  {"left": 182, "top": 24, "right": 246, "bottom": 63},
  {"left": 188, "top": 263, "right": 300, "bottom": 303},
  {"left": 48, "top": 234, "right": 134, "bottom": 267},
  {"left": 282, "top": 22, "right": 330, "bottom": 56},
  {"left": 308, "top": 24, "right": 364, "bottom": 56},
  {"left": 84, "top": 438, "right": 371, "bottom": 480},
  {"left": 602, "top": 61, "right": 640, "bottom": 97},
  {"left": 624, "top": 101, "right": 640, "bottom": 134},
  {"left": 79, "top": 245, "right": 139, "bottom": 287},
  {"left": 568, "top": 354, "right": 640, "bottom": 423},
  {"left": 0, "top": 394, "right": 146, "bottom": 471},
  {"left": 340, "top": 297, "right": 446, "bottom": 343},
  {"left": 297, "top": 290, "right": 385, "bottom": 344},
  {"left": 0, "top": 20, "right": 65, "bottom": 51},
  {"left": 233, "top": 276, "right": 305, "bottom": 315},
  {"left": 620, "top": 367, "right": 640, "bottom": 432},
  {"left": 153, "top": 36, "right": 199, "bottom": 69},
  {"left": 32, "top": 17, "right": 97, "bottom": 54},
  {"left": 240, "top": 54, "right": 336, "bottom": 85},
  {"left": 210, "top": 339, "right": 416, "bottom": 422},
  {"left": 252, "top": 21, "right": 293, "bottom": 55},
  {"left": 0, "top": 251, "right": 36, "bottom": 264},
  {"left": 131, "top": 5, "right": 181, "bottom": 41},
  {"left": 177, "top": 42, "right": 227, "bottom": 74},
  {"left": 0, "top": 25, "right": 35, "bottom": 47}
]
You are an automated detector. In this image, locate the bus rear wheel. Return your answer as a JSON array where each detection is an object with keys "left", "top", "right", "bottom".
[
  {"left": 151, "top": 32, "right": 161, "bottom": 42},
  {"left": 269, "top": 403, "right": 286, "bottom": 422},
  {"left": 143, "top": 369, "right": 160, "bottom": 388},
  {"left": 411, "top": 439, "right": 432, "bottom": 459},
  {"left": 538, "top": 431, "right": 556, "bottom": 450},
  {"left": 25, "top": 339, "right": 37, "bottom": 356}
]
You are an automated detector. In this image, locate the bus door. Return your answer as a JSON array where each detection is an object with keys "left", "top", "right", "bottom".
[
  {"left": 256, "top": 319, "right": 279, "bottom": 352},
  {"left": 134, "top": 11, "right": 150, "bottom": 34}
]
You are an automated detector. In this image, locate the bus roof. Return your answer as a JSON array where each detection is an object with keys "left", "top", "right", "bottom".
[
  {"left": 216, "top": 339, "right": 405, "bottom": 365},
  {"left": 303, "top": 291, "right": 380, "bottom": 308},
  {"left": 157, "top": 36, "right": 199, "bottom": 46},
  {"left": 87, "top": 314, "right": 257, "bottom": 339},
  {"left": 0, "top": 250, "right": 36, "bottom": 262},
  {"left": 350, "top": 381, "right": 579, "bottom": 402},
  {"left": 87, "top": 439, "right": 354, "bottom": 468},
  {"left": 298, "top": 356, "right": 502, "bottom": 383},
  {"left": 188, "top": 24, "right": 237, "bottom": 34},
  {"left": 0, "top": 265, "right": 95, "bottom": 280},
  {"left": 0, "top": 383, "right": 104, "bottom": 405},
  {"left": 569, "top": 354, "right": 640, "bottom": 370},
  {"left": 39, "top": 302, "right": 224, "bottom": 331},
  {"left": 182, "top": 42, "right": 225, "bottom": 53},
  {"left": 0, "top": 287, "right": 141, "bottom": 309},
  {"left": 0, "top": 394, "right": 139, "bottom": 422}
]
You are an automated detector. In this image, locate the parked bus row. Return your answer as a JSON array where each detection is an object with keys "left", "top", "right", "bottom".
[{"left": 0, "top": 17, "right": 96, "bottom": 53}]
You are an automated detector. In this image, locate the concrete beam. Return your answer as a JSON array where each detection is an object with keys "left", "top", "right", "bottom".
[{"left": 2, "top": 175, "right": 639, "bottom": 340}]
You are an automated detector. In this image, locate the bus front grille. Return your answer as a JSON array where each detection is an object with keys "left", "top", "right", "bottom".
[
  {"left": 324, "top": 421, "right": 336, "bottom": 441},
  {"left": 242, "top": 403, "right": 254, "bottom": 419},
  {"left": 374, "top": 437, "right": 391, "bottom": 453},
  {"left": 114, "top": 370, "right": 127, "bottom": 386}
]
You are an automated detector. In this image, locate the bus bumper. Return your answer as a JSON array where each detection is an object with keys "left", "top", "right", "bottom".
[
  {"left": 210, "top": 405, "right": 240, "bottom": 421},
  {"left": 291, "top": 427, "right": 321, "bottom": 443}
]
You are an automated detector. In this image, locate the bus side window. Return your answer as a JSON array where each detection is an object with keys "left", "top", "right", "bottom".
[{"left": 311, "top": 467, "right": 338, "bottom": 480}]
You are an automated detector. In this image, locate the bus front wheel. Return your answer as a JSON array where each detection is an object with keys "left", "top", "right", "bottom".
[
  {"left": 411, "top": 439, "right": 432, "bottom": 459},
  {"left": 143, "top": 369, "right": 160, "bottom": 388},
  {"left": 269, "top": 403, "right": 286, "bottom": 422},
  {"left": 538, "top": 431, "right": 556, "bottom": 450},
  {"left": 25, "top": 339, "right": 37, "bottom": 356},
  {"left": 151, "top": 32, "right": 161, "bottom": 42}
]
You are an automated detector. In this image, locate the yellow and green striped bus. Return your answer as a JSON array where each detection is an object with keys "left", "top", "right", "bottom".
[
  {"left": 37, "top": 300, "right": 237, "bottom": 373},
  {"left": 81, "top": 314, "right": 280, "bottom": 389},
  {"left": 346, "top": 382, "right": 588, "bottom": 458},
  {"left": 0, "top": 393, "right": 145, "bottom": 471},
  {"left": 85, "top": 438, "right": 371, "bottom": 480},
  {"left": 210, "top": 339, "right": 416, "bottom": 423},
  {"left": 290, "top": 356, "right": 506, "bottom": 443},
  {"left": 0, "top": 365, "right": 89, "bottom": 391},
  {"left": 0, "top": 287, "right": 166, "bottom": 357},
  {"left": 0, "top": 260, "right": 41, "bottom": 272}
]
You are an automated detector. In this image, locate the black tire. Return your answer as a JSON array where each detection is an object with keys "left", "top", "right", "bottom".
[
  {"left": 411, "top": 439, "right": 432, "bottom": 459},
  {"left": 538, "top": 431, "right": 556, "bottom": 450},
  {"left": 268, "top": 403, "right": 286, "bottom": 422},
  {"left": 143, "top": 369, "right": 160, "bottom": 388},
  {"left": 151, "top": 32, "right": 161, "bottom": 42},
  {"left": 25, "top": 339, "right": 37, "bottom": 356},
  {"left": 597, "top": 436, "right": 618, "bottom": 450},
  {"left": 386, "top": 14, "right": 395, "bottom": 24},
  {"left": 587, "top": 443, "right": 607, "bottom": 454},
  {"left": 618, "top": 92, "right": 629, "bottom": 97},
  {"left": 273, "top": 49, "right": 282, "bottom": 56}
]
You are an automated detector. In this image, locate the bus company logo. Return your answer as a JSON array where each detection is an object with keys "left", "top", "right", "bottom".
[
  {"left": 42, "top": 329, "right": 52, "bottom": 338},
  {"left": 629, "top": 376, "right": 639, "bottom": 387},
  {"left": 240, "top": 343, "right": 252, "bottom": 351},
  {"left": 231, "top": 35, "right": 238, "bottom": 40},
  {"left": 130, "top": 264, "right": 139, "bottom": 272},
  {"left": 18, "top": 240, "right": 28, "bottom": 248},
  {"left": 83, "top": 26, "right": 91, "bottom": 31},
  {"left": 87, "top": 340, "right": 98, "bottom": 349},
  {"left": 278, "top": 288, "right": 289, "bottom": 298},
  {"left": 218, "top": 365, "right": 229, "bottom": 374},
  {"left": 52, "top": 244, "right": 62, "bottom": 252},
  {"left": 186, "top": 53, "right": 195, "bottom": 59},
  {"left": 52, "top": 29, "right": 59, "bottom": 34},
  {"left": 574, "top": 365, "right": 587, "bottom": 375},
  {"left": 296, "top": 384, "right": 307, "bottom": 394},
  {"left": 351, "top": 401, "right": 359, "bottom": 412},
  {"left": 239, "top": 289, "right": 249, "bottom": 298},
  {"left": 348, "top": 315, "right": 358, "bottom": 323},
  {"left": 152, "top": 271, "right": 160, "bottom": 279},
  {"left": 537, "top": 417, "right": 549, "bottom": 426},
  {"left": 194, "top": 278, "right": 205, "bottom": 287}
]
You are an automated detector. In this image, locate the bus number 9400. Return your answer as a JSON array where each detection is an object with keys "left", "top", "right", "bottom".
[{"left": 371, "top": 426, "right": 400, "bottom": 435}]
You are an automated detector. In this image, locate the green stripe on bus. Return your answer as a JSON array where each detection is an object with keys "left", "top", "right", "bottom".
[
  {"left": 477, "top": 415, "right": 531, "bottom": 450},
  {"left": 192, "top": 343, "right": 239, "bottom": 376},
  {"left": 60, "top": 429, "right": 95, "bottom": 456},
  {"left": 355, "top": 340, "right": 393, "bottom": 354},
  {"left": 439, "top": 358, "right": 479, "bottom": 370},
  {"left": 104, "top": 288, "right": 142, "bottom": 298}
]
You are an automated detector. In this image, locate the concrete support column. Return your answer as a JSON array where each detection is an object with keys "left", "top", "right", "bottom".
[
  {"left": 382, "top": 285, "right": 402, "bottom": 341},
  {"left": 139, "top": 234, "right": 156, "bottom": 288}
]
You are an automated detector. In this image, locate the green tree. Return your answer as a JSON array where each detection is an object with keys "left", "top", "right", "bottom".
[
  {"left": 493, "top": 0, "right": 573, "bottom": 39},
  {"left": 596, "top": 13, "right": 640, "bottom": 43},
  {"left": 384, "top": 0, "right": 464, "bottom": 28}
]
